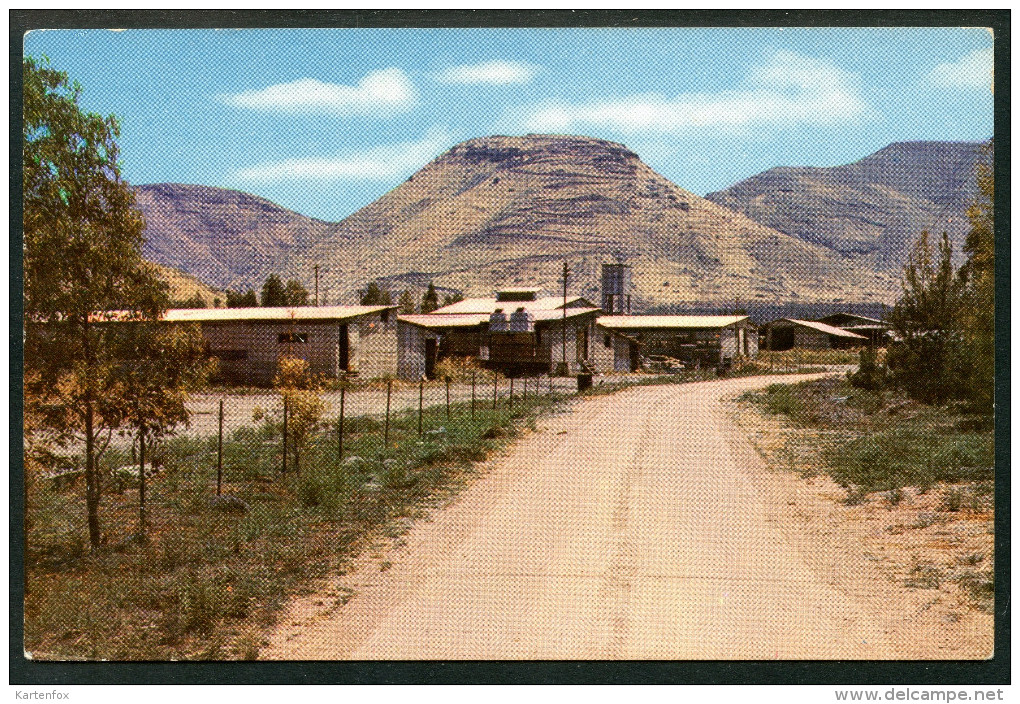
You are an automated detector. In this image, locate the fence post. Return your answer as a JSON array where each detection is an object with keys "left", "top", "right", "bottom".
[
  {"left": 217, "top": 398, "right": 224, "bottom": 496},
  {"left": 492, "top": 370, "right": 498, "bottom": 410},
  {"left": 471, "top": 370, "right": 476, "bottom": 419},
  {"left": 282, "top": 395, "right": 288, "bottom": 474},
  {"left": 446, "top": 375, "right": 451, "bottom": 420},
  {"left": 523, "top": 376, "right": 527, "bottom": 402},
  {"left": 338, "top": 385, "right": 345, "bottom": 463},
  {"left": 138, "top": 424, "right": 146, "bottom": 535},
  {"left": 509, "top": 377, "right": 514, "bottom": 411},
  {"left": 549, "top": 373, "right": 553, "bottom": 394},
  {"left": 383, "top": 380, "right": 392, "bottom": 449},
  {"left": 418, "top": 377, "right": 424, "bottom": 436}
]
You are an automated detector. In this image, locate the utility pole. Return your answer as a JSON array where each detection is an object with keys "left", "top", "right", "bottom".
[
  {"left": 559, "top": 261, "right": 569, "bottom": 376},
  {"left": 314, "top": 265, "right": 320, "bottom": 307}
]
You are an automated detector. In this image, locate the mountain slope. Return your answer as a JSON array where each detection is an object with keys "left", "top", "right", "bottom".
[
  {"left": 134, "top": 183, "right": 334, "bottom": 290},
  {"left": 152, "top": 262, "right": 225, "bottom": 306},
  {"left": 136, "top": 135, "right": 906, "bottom": 307},
  {"left": 284, "top": 135, "right": 898, "bottom": 306},
  {"left": 704, "top": 141, "right": 989, "bottom": 270}
]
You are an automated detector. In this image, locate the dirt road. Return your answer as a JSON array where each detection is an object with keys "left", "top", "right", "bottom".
[{"left": 265, "top": 373, "right": 989, "bottom": 660}]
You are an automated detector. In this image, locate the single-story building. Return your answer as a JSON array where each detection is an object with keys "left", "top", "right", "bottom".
[
  {"left": 595, "top": 315, "right": 758, "bottom": 368},
  {"left": 760, "top": 318, "right": 868, "bottom": 351},
  {"left": 814, "top": 313, "right": 892, "bottom": 346},
  {"left": 160, "top": 305, "right": 400, "bottom": 385},
  {"left": 396, "top": 288, "right": 629, "bottom": 379}
]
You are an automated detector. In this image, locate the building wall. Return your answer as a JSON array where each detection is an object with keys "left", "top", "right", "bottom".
[
  {"left": 590, "top": 326, "right": 615, "bottom": 373},
  {"left": 201, "top": 310, "right": 397, "bottom": 385},
  {"left": 351, "top": 311, "right": 398, "bottom": 378},
  {"left": 793, "top": 327, "right": 832, "bottom": 349},
  {"left": 541, "top": 316, "right": 599, "bottom": 374},
  {"left": 203, "top": 320, "right": 342, "bottom": 386},
  {"left": 397, "top": 321, "right": 439, "bottom": 381}
]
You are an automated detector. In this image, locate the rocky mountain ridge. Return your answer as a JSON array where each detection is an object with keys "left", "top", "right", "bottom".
[
  {"left": 130, "top": 135, "right": 984, "bottom": 308},
  {"left": 705, "top": 140, "right": 988, "bottom": 270}
]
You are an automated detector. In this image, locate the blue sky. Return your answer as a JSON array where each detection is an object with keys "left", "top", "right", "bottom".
[{"left": 24, "top": 27, "right": 994, "bottom": 221}]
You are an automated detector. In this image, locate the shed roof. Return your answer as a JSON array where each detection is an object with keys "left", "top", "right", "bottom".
[
  {"left": 399, "top": 306, "right": 600, "bottom": 330},
  {"left": 816, "top": 312, "right": 886, "bottom": 326},
  {"left": 95, "top": 305, "right": 398, "bottom": 324},
  {"left": 596, "top": 315, "right": 749, "bottom": 330},
  {"left": 430, "top": 295, "right": 595, "bottom": 315},
  {"left": 769, "top": 318, "right": 868, "bottom": 339}
]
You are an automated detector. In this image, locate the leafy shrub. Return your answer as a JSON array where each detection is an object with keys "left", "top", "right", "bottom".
[{"left": 850, "top": 346, "right": 887, "bottom": 391}]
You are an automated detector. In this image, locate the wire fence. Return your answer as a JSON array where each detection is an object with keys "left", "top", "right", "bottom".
[{"left": 44, "top": 372, "right": 597, "bottom": 502}]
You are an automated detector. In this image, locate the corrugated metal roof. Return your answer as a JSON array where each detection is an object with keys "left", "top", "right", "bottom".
[
  {"left": 399, "top": 307, "right": 600, "bottom": 329},
  {"left": 91, "top": 305, "right": 397, "bottom": 324},
  {"left": 816, "top": 313, "right": 886, "bottom": 326},
  {"left": 597, "top": 315, "right": 749, "bottom": 330},
  {"left": 399, "top": 314, "right": 489, "bottom": 329},
  {"left": 430, "top": 296, "right": 592, "bottom": 315},
  {"left": 770, "top": 318, "right": 868, "bottom": 339}
]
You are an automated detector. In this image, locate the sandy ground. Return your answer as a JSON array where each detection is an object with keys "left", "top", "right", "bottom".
[{"left": 262, "top": 373, "right": 992, "bottom": 660}]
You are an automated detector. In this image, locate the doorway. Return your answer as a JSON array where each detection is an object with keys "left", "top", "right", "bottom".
[
  {"left": 424, "top": 338, "right": 438, "bottom": 380},
  {"left": 338, "top": 324, "right": 349, "bottom": 371}
]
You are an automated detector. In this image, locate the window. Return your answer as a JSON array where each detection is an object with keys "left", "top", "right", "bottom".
[
  {"left": 604, "top": 334, "right": 612, "bottom": 348},
  {"left": 381, "top": 310, "right": 390, "bottom": 324},
  {"left": 278, "top": 333, "right": 308, "bottom": 344}
]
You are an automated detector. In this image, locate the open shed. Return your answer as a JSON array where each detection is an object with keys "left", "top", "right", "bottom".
[
  {"left": 760, "top": 318, "right": 868, "bottom": 351},
  {"left": 596, "top": 315, "right": 757, "bottom": 367},
  {"left": 815, "top": 313, "right": 892, "bottom": 346}
]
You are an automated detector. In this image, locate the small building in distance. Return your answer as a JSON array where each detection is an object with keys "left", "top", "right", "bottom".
[
  {"left": 596, "top": 315, "right": 757, "bottom": 368},
  {"left": 814, "top": 313, "right": 891, "bottom": 346},
  {"left": 396, "top": 288, "right": 632, "bottom": 379},
  {"left": 760, "top": 318, "right": 868, "bottom": 351},
  {"left": 161, "top": 305, "right": 399, "bottom": 385}
]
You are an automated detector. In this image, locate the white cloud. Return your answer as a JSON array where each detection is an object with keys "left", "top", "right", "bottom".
[
  {"left": 219, "top": 68, "right": 416, "bottom": 114},
  {"left": 928, "top": 48, "right": 993, "bottom": 90},
  {"left": 232, "top": 127, "right": 455, "bottom": 184},
  {"left": 436, "top": 60, "right": 537, "bottom": 85},
  {"left": 519, "top": 50, "right": 874, "bottom": 134}
]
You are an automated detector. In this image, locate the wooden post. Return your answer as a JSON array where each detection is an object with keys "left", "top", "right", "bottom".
[
  {"left": 445, "top": 376, "right": 451, "bottom": 421},
  {"left": 138, "top": 424, "right": 146, "bottom": 534},
  {"left": 282, "top": 396, "right": 288, "bottom": 474},
  {"left": 492, "top": 370, "right": 498, "bottom": 410},
  {"left": 509, "top": 377, "right": 514, "bottom": 410},
  {"left": 471, "top": 370, "right": 476, "bottom": 419},
  {"left": 419, "top": 378, "right": 424, "bottom": 436},
  {"left": 383, "top": 380, "right": 392, "bottom": 449},
  {"left": 549, "top": 374, "right": 553, "bottom": 394},
  {"left": 523, "top": 376, "right": 527, "bottom": 401},
  {"left": 338, "top": 385, "right": 345, "bottom": 462},
  {"left": 217, "top": 398, "right": 224, "bottom": 496}
]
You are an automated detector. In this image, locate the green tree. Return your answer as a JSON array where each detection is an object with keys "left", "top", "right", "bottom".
[
  {"left": 959, "top": 143, "right": 994, "bottom": 413},
  {"left": 261, "top": 274, "right": 287, "bottom": 307},
  {"left": 118, "top": 322, "right": 214, "bottom": 538},
  {"left": 226, "top": 289, "right": 258, "bottom": 308},
  {"left": 22, "top": 57, "right": 184, "bottom": 550},
  {"left": 284, "top": 279, "right": 309, "bottom": 306},
  {"left": 360, "top": 281, "right": 391, "bottom": 305},
  {"left": 173, "top": 293, "right": 208, "bottom": 309},
  {"left": 274, "top": 355, "right": 327, "bottom": 475},
  {"left": 886, "top": 231, "right": 967, "bottom": 405},
  {"left": 441, "top": 292, "right": 465, "bottom": 307},
  {"left": 398, "top": 289, "right": 416, "bottom": 314},
  {"left": 421, "top": 282, "right": 440, "bottom": 313}
]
